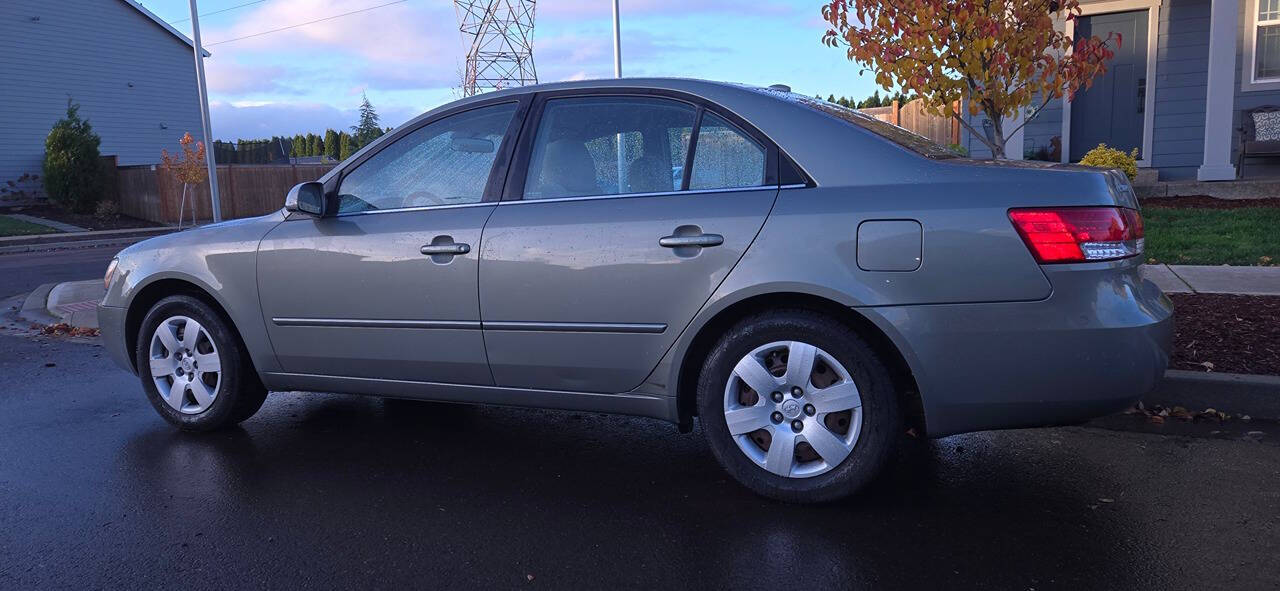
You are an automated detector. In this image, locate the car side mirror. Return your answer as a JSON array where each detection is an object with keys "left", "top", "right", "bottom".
[{"left": 284, "top": 181, "right": 326, "bottom": 216}]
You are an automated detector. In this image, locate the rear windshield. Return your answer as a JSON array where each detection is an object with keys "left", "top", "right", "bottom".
[{"left": 753, "top": 87, "right": 959, "bottom": 160}]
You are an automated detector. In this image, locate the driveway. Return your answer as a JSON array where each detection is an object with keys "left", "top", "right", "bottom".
[{"left": 0, "top": 332, "right": 1277, "bottom": 589}]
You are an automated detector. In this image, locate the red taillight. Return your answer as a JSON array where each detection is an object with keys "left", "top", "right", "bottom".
[{"left": 1008, "top": 207, "right": 1144, "bottom": 264}]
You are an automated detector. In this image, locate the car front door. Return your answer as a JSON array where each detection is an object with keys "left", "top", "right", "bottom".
[
  {"left": 258, "top": 100, "right": 525, "bottom": 384},
  {"left": 479, "top": 94, "right": 780, "bottom": 393}
]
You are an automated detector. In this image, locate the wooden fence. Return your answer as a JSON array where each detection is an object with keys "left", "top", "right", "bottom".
[
  {"left": 117, "top": 163, "right": 333, "bottom": 224},
  {"left": 859, "top": 99, "right": 961, "bottom": 146}
]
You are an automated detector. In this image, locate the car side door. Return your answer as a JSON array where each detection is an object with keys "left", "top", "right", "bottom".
[
  {"left": 478, "top": 93, "right": 782, "bottom": 393},
  {"left": 257, "top": 99, "right": 526, "bottom": 384}
]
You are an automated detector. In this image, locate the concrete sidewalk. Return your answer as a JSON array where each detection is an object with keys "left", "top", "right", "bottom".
[
  {"left": 3, "top": 213, "right": 87, "bottom": 233},
  {"left": 1141, "top": 264, "right": 1280, "bottom": 296}
]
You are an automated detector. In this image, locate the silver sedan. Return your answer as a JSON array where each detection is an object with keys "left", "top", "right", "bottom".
[{"left": 99, "top": 79, "right": 1172, "bottom": 502}]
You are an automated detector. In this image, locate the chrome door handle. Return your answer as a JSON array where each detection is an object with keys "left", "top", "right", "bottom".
[
  {"left": 659, "top": 234, "right": 723, "bottom": 248},
  {"left": 420, "top": 243, "right": 470, "bottom": 255}
]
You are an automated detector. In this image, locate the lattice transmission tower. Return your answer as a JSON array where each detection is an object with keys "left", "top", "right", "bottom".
[{"left": 454, "top": 0, "right": 537, "bottom": 97}]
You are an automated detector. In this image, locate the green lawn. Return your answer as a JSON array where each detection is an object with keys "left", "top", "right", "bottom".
[
  {"left": 0, "top": 215, "right": 59, "bottom": 237},
  {"left": 1142, "top": 206, "right": 1279, "bottom": 266}
]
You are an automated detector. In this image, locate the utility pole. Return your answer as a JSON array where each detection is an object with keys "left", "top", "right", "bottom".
[
  {"left": 612, "top": 0, "right": 626, "bottom": 191},
  {"left": 187, "top": 0, "right": 222, "bottom": 222},
  {"left": 611, "top": 0, "right": 621, "bottom": 77}
]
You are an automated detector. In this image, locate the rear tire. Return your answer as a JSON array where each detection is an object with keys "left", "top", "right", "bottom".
[
  {"left": 697, "top": 309, "right": 901, "bottom": 503},
  {"left": 134, "top": 295, "right": 267, "bottom": 431}
]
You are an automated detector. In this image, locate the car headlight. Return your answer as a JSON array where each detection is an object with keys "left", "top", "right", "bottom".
[{"left": 104, "top": 258, "right": 119, "bottom": 290}]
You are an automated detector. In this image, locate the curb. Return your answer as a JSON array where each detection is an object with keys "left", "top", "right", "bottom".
[
  {"left": 17, "top": 283, "right": 60, "bottom": 326},
  {"left": 45, "top": 280, "right": 104, "bottom": 329},
  {"left": 1144, "top": 370, "right": 1280, "bottom": 418},
  {"left": 0, "top": 235, "right": 158, "bottom": 255}
]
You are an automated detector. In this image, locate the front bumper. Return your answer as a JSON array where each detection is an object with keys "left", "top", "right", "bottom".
[
  {"left": 867, "top": 263, "right": 1173, "bottom": 437},
  {"left": 97, "top": 304, "right": 135, "bottom": 374}
]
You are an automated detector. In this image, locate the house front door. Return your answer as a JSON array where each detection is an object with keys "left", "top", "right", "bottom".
[{"left": 1070, "top": 9, "right": 1149, "bottom": 161}]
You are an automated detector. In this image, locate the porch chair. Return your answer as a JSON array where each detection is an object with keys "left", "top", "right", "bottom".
[{"left": 1238, "top": 105, "right": 1280, "bottom": 179}]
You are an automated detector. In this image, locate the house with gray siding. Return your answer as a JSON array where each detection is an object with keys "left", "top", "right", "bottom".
[
  {"left": 0, "top": 0, "right": 204, "bottom": 197},
  {"left": 964, "top": 0, "right": 1275, "bottom": 182}
]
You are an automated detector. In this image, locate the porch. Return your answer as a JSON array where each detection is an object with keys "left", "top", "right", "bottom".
[
  {"left": 965, "top": 0, "right": 1278, "bottom": 183},
  {"left": 1136, "top": 174, "right": 1280, "bottom": 198}
]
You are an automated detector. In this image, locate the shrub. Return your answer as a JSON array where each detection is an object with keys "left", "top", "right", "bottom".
[
  {"left": 1079, "top": 143, "right": 1138, "bottom": 181},
  {"left": 946, "top": 143, "right": 968, "bottom": 157},
  {"left": 94, "top": 199, "right": 119, "bottom": 220},
  {"left": 43, "top": 99, "right": 104, "bottom": 213}
]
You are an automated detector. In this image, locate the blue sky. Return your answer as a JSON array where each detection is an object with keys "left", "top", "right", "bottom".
[{"left": 140, "top": 0, "right": 881, "bottom": 139}]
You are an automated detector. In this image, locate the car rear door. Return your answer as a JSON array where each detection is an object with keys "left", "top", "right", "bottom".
[
  {"left": 257, "top": 99, "right": 526, "bottom": 384},
  {"left": 478, "top": 92, "right": 781, "bottom": 393}
]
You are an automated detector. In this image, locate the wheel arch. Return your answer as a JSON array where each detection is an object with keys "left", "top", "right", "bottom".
[
  {"left": 123, "top": 276, "right": 255, "bottom": 376},
  {"left": 674, "top": 291, "right": 926, "bottom": 436}
]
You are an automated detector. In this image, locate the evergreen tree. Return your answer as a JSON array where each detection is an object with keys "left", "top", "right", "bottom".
[
  {"left": 324, "top": 129, "right": 340, "bottom": 160},
  {"left": 338, "top": 132, "right": 354, "bottom": 160},
  {"left": 351, "top": 92, "right": 382, "bottom": 147},
  {"left": 308, "top": 133, "right": 320, "bottom": 156},
  {"left": 43, "top": 98, "right": 104, "bottom": 213}
]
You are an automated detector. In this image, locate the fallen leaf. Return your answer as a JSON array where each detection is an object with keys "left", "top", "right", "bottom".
[{"left": 1098, "top": 498, "right": 1114, "bottom": 503}]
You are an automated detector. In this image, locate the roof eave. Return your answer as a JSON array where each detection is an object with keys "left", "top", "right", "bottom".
[{"left": 120, "top": 0, "right": 212, "bottom": 57}]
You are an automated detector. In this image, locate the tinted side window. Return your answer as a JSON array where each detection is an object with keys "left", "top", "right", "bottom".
[
  {"left": 688, "top": 112, "right": 766, "bottom": 190},
  {"left": 524, "top": 97, "right": 697, "bottom": 200},
  {"left": 337, "top": 102, "right": 517, "bottom": 214}
]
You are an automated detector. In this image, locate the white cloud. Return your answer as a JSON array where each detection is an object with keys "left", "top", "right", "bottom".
[
  {"left": 205, "top": 61, "right": 289, "bottom": 94},
  {"left": 203, "top": 0, "right": 464, "bottom": 95}
]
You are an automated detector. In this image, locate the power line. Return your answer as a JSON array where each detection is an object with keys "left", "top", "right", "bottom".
[
  {"left": 206, "top": 0, "right": 409, "bottom": 46},
  {"left": 169, "top": 0, "right": 269, "bottom": 24}
]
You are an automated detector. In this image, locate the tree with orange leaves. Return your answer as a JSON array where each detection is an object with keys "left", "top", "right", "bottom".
[
  {"left": 822, "top": 0, "right": 1119, "bottom": 158},
  {"left": 161, "top": 132, "right": 208, "bottom": 228}
]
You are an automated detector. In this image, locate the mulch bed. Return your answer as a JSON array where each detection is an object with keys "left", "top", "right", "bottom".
[
  {"left": 1170, "top": 293, "right": 1280, "bottom": 376},
  {"left": 1141, "top": 195, "right": 1280, "bottom": 209},
  {"left": 1, "top": 204, "right": 160, "bottom": 231}
]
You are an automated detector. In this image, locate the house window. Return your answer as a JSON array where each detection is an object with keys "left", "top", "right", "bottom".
[{"left": 1257, "top": 0, "right": 1280, "bottom": 81}]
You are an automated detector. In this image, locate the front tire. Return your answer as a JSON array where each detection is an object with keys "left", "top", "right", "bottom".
[
  {"left": 697, "top": 309, "right": 901, "bottom": 503},
  {"left": 135, "top": 295, "right": 267, "bottom": 431}
]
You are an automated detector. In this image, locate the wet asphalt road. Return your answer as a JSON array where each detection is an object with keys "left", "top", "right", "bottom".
[
  {"left": 1, "top": 330, "right": 1278, "bottom": 589},
  {"left": 0, "top": 247, "right": 117, "bottom": 300}
]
